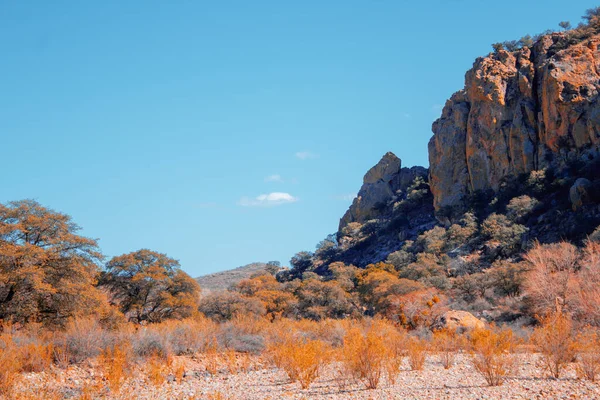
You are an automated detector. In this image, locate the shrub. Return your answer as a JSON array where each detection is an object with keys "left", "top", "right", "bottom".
[
  {"left": 406, "top": 337, "right": 427, "bottom": 371},
  {"left": 99, "top": 343, "right": 132, "bottom": 392},
  {"left": 294, "top": 279, "right": 358, "bottom": 320},
  {"left": 559, "top": 21, "right": 572, "bottom": 30},
  {"left": 217, "top": 322, "right": 265, "bottom": 354},
  {"left": 417, "top": 226, "right": 448, "bottom": 255},
  {"left": 339, "top": 327, "right": 388, "bottom": 389},
  {"left": 400, "top": 253, "right": 445, "bottom": 282},
  {"left": 506, "top": 195, "right": 540, "bottom": 221},
  {"left": 146, "top": 354, "right": 171, "bottom": 386},
  {"left": 531, "top": 312, "right": 577, "bottom": 379},
  {"left": 0, "top": 335, "right": 22, "bottom": 397},
  {"left": 453, "top": 273, "right": 490, "bottom": 302},
  {"left": 470, "top": 327, "right": 515, "bottom": 386},
  {"left": 164, "top": 318, "right": 218, "bottom": 355},
  {"left": 204, "top": 337, "right": 220, "bottom": 375},
  {"left": 481, "top": 213, "right": 527, "bottom": 251},
  {"left": 488, "top": 261, "right": 526, "bottom": 298},
  {"left": 199, "top": 291, "right": 266, "bottom": 322},
  {"left": 57, "top": 318, "right": 110, "bottom": 364},
  {"left": 289, "top": 251, "right": 315, "bottom": 278},
  {"left": 173, "top": 359, "right": 186, "bottom": 382},
  {"left": 270, "top": 337, "right": 330, "bottom": 389},
  {"left": 386, "top": 250, "right": 416, "bottom": 271},
  {"left": 132, "top": 328, "right": 171, "bottom": 360},
  {"left": 523, "top": 242, "right": 580, "bottom": 318},
  {"left": 576, "top": 328, "right": 600, "bottom": 381},
  {"left": 19, "top": 341, "right": 53, "bottom": 373},
  {"left": 588, "top": 226, "right": 600, "bottom": 243},
  {"left": 433, "top": 329, "right": 463, "bottom": 369}
]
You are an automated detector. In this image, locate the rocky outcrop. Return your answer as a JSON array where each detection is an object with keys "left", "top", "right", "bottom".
[
  {"left": 429, "top": 32, "right": 600, "bottom": 211},
  {"left": 570, "top": 178, "right": 593, "bottom": 210},
  {"left": 435, "top": 310, "right": 486, "bottom": 332},
  {"left": 339, "top": 153, "right": 428, "bottom": 230}
]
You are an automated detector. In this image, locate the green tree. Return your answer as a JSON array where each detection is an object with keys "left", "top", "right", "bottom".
[
  {"left": 289, "top": 251, "right": 314, "bottom": 279},
  {"left": 559, "top": 21, "right": 572, "bottom": 31}
]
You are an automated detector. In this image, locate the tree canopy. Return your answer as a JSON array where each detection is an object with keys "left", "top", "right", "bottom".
[
  {"left": 0, "top": 200, "right": 104, "bottom": 326},
  {"left": 100, "top": 249, "right": 200, "bottom": 323}
]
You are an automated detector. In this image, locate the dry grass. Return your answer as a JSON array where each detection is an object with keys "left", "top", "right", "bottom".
[
  {"left": 19, "top": 341, "right": 54, "bottom": 373},
  {"left": 4, "top": 313, "right": 600, "bottom": 397},
  {"left": 470, "top": 326, "right": 516, "bottom": 386},
  {"left": 0, "top": 335, "right": 22, "bottom": 398},
  {"left": 224, "top": 349, "right": 239, "bottom": 374},
  {"left": 205, "top": 337, "right": 220, "bottom": 375},
  {"left": 173, "top": 359, "right": 186, "bottom": 383},
  {"left": 76, "top": 381, "right": 104, "bottom": 400},
  {"left": 99, "top": 343, "right": 132, "bottom": 392},
  {"left": 146, "top": 353, "right": 172, "bottom": 386}
]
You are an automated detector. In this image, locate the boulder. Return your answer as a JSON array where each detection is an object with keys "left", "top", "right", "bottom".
[
  {"left": 435, "top": 310, "right": 485, "bottom": 332},
  {"left": 570, "top": 178, "right": 592, "bottom": 210}
]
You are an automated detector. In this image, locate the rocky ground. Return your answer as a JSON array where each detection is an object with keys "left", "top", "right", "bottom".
[{"left": 13, "top": 353, "right": 600, "bottom": 400}]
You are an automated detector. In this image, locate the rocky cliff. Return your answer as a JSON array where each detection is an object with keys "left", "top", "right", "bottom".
[
  {"left": 332, "top": 28, "right": 600, "bottom": 269},
  {"left": 429, "top": 32, "right": 600, "bottom": 210}
]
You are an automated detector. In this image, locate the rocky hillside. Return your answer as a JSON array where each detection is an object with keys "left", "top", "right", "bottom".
[
  {"left": 429, "top": 31, "right": 600, "bottom": 212},
  {"left": 323, "top": 26, "right": 600, "bottom": 271},
  {"left": 196, "top": 263, "right": 272, "bottom": 294}
]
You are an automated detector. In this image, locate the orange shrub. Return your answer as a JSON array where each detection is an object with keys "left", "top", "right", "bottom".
[
  {"left": 531, "top": 312, "right": 577, "bottom": 379},
  {"left": 204, "top": 337, "right": 220, "bottom": 376},
  {"left": 433, "top": 329, "right": 464, "bottom": 369},
  {"left": 99, "top": 343, "right": 132, "bottom": 392},
  {"left": 406, "top": 337, "right": 428, "bottom": 371},
  {"left": 470, "top": 327, "right": 515, "bottom": 386},
  {"left": 0, "top": 335, "right": 21, "bottom": 397},
  {"left": 146, "top": 353, "right": 171, "bottom": 386},
  {"left": 576, "top": 328, "right": 600, "bottom": 381},
  {"left": 173, "top": 360, "right": 186, "bottom": 383},
  {"left": 270, "top": 337, "right": 330, "bottom": 389},
  {"left": 339, "top": 327, "right": 387, "bottom": 389}
]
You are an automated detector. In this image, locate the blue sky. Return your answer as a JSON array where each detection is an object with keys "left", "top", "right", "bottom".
[{"left": 0, "top": 1, "right": 595, "bottom": 276}]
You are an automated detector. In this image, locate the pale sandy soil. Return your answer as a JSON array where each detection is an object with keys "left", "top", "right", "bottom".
[{"left": 14, "top": 353, "right": 600, "bottom": 400}]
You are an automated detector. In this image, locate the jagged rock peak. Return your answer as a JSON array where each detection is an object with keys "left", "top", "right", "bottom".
[
  {"left": 339, "top": 152, "right": 428, "bottom": 230},
  {"left": 363, "top": 152, "right": 402, "bottom": 184},
  {"left": 429, "top": 32, "right": 600, "bottom": 211}
]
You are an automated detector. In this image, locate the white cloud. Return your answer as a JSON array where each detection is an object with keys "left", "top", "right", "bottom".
[
  {"left": 264, "top": 174, "right": 284, "bottom": 183},
  {"left": 401, "top": 112, "right": 412, "bottom": 119},
  {"left": 238, "top": 192, "right": 299, "bottom": 207},
  {"left": 295, "top": 151, "right": 318, "bottom": 160}
]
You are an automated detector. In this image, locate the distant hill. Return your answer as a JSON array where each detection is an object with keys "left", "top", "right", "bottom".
[{"left": 196, "top": 262, "right": 271, "bottom": 294}]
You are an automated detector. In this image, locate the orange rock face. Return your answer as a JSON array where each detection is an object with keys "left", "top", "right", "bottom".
[{"left": 429, "top": 33, "right": 600, "bottom": 210}]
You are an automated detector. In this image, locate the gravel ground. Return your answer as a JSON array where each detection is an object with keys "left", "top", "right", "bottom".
[{"left": 14, "top": 353, "right": 600, "bottom": 399}]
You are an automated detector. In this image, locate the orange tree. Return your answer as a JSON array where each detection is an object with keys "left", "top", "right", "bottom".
[
  {"left": 0, "top": 200, "right": 105, "bottom": 326},
  {"left": 100, "top": 249, "right": 200, "bottom": 323}
]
